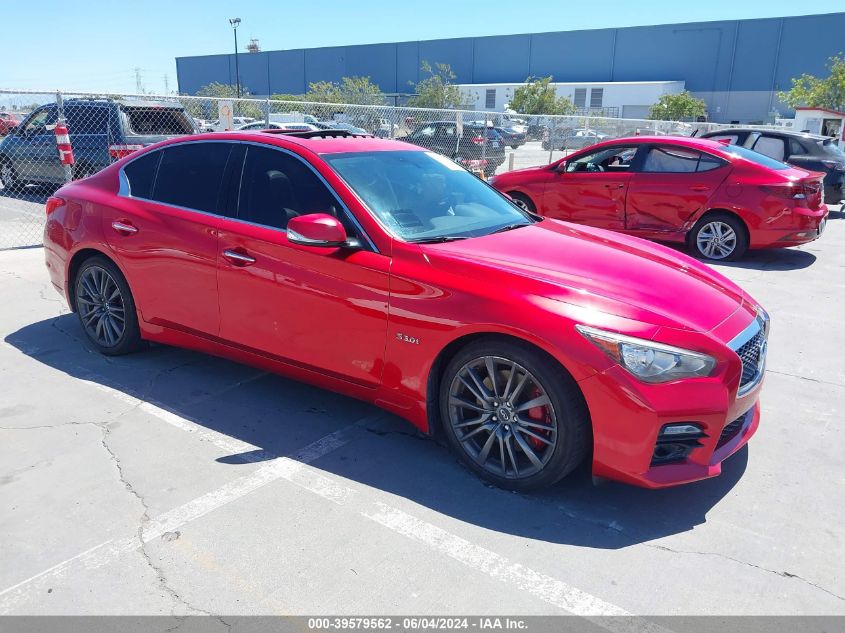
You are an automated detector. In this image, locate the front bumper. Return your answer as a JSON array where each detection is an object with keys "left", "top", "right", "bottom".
[{"left": 578, "top": 351, "right": 762, "bottom": 489}]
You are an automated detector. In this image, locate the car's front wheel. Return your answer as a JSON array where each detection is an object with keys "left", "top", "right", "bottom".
[
  {"left": 689, "top": 213, "right": 748, "bottom": 261},
  {"left": 0, "top": 157, "right": 20, "bottom": 190},
  {"left": 74, "top": 256, "right": 142, "bottom": 355},
  {"left": 439, "top": 339, "right": 590, "bottom": 490},
  {"left": 507, "top": 192, "right": 536, "bottom": 213}
]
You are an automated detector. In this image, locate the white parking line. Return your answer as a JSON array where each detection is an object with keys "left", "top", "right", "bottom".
[
  {"left": 3, "top": 342, "right": 662, "bottom": 625},
  {"left": 0, "top": 413, "right": 378, "bottom": 613}
]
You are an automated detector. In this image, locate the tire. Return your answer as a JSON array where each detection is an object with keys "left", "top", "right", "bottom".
[
  {"left": 508, "top": 192, "right": 536, "bottom": 213},
  {"left": 0, "top": 157, "right": 20, "bottom": 189},
  {"left": 689, "top": 213, "right": 748, "bottom": 261},
  {"left": 74, "top": 256, "right": 143, "bottom": 356},
  {"left": 439, "top": 338, "right": 591, "bottom": 490}
]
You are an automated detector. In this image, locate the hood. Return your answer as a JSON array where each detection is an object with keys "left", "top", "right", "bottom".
[
  {"left": 422, "top": 220, "right": 746, "bottom": 333},
  {"left": 491, "top": 165, "right": 550, "bottom": 182}
]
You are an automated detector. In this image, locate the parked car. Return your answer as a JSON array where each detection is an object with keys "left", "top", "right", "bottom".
[
  {"left": 495, "top": 126, "right": 527, "bottom": 149},
  {"left": 0, "top": 99, "right": 195, "bottom": 189},
  {"left": 0, "top": 112, "right": 20, "bottom": 136},
  {"left": 699, "top": 127, "right": 845, "bottom": 204},
  {"left": 490, "top": 135, "right": 828, "bottom": 261},
  {"left": 542, "top": 128, "right": 609, "bottom": 151},
  {"left": 237, "top": 121, "right": 320, "bottom": 132},
  {"left": 404, "top": 121, "right": 506, "bottom": 174},
  {"left": 44, "top": 130, "right": 767, "bottom": 490}
]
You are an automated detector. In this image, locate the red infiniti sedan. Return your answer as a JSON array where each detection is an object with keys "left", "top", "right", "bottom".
[
  {"left": 43, "top": 130, "right": 768, "bottom": 489},
  {"left": 490, "top": 136, "right": 828, "bottom": 260}
]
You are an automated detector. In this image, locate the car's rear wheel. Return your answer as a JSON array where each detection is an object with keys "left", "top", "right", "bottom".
[
  {"left": 439, "top": 339, "right": 590, "bottom": 490},
  {"left": 689, "top": 213, "right": 748, "bottom": 261},
  {"left": 508, "top": 192, "right": 536, "bottom": 213},
  {"left": 74, "top": 256, "right": 142, "bottom": 356}
]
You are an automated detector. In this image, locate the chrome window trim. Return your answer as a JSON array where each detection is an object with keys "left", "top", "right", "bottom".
[
  {"left": 117, "top": 138, "right": 379, "bottom": 253},
  {"left": 728, "top": 315, "right": 762, "bottom": 351}
]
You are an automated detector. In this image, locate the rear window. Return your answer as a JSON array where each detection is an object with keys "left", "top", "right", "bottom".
[
  {"left": 724, "top": 144, "right": 790, "bottom": 170},
  {"left": 642, "top": 146, "right": 725, "bottom": 173},
  {"left": 152, "top": 142, "right": 232, "bottom": 212},
  {"left": 123, "top": 151, "right": 160, "bottom": 199},
  {"left": 819, "top": 139, "right": 845, "bottom": 158},
  {"left": 121, "top": 107, "right": 194, "bottom": 136}
]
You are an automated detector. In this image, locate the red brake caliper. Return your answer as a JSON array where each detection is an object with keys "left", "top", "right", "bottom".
[{"left": 524, "top": 386, "right": 551, "bottom": 449}]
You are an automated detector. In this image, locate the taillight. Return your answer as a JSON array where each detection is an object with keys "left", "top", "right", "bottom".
[
  {"left": 471, "top": 135, "right": 485, "bottom": 145},
  {"left": 109, "top": 144, "right": 144, "bottom": 159},
  {"left": 45, "top": 196, "right": 65, "bottom": 215},
  {"left": 761, "top": 183, "right": 812, "bottom": 200}
]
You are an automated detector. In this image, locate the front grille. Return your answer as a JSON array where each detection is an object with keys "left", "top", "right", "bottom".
[
  {"left": 737, "top": 329, "right": 766, "bottom": 387},
  {"left": 717, "top": 411, "right": 749, "bottom": 448}
]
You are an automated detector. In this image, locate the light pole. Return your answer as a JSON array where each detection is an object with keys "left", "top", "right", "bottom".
[{"left": 229, "top": 18, "right": 241, "bottom": 99}]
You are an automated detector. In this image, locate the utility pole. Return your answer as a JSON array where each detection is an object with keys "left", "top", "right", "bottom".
[
  {"left": 229, "top": 18, "right": 242, "bottom": 99},
  {"left": 163, "top": 74, "right": 170, "bottom": 95},
  {"left": 135, "top": 67, "right": 143, "bottom": 94}
]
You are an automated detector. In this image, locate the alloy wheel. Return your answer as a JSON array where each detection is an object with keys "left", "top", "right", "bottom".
[
  {"left": 448, "top": 356, "right": 558, "bottom": 479},
  {"left": 0, "top": 162, "right": 14, "bottom": 186},
  {"left": 77, "top": 266, "right": 126, "bottom": 348},
  {"left": 511, "top": 197, "right": 530, "bottom": 212},
  {"left": 696, "top": 221, "right": 737, "bottom": 260}
]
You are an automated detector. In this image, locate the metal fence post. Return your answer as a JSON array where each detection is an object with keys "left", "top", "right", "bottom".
[
  {"left": 548, "top": 117, "right": 555, "bottom": 164},
  {"left": 55, "top": 91, "right": 72, "bottom": 184},
  {"left": 481, "top": 112, "right": 487, "bottom": 171},
  {"left": 265, "top": 98, "right": 271, "bottom": 126}
]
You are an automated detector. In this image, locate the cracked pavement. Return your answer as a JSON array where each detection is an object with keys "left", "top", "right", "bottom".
[{"left": 0, "top": 209, "right": 844, "bottom": 617}]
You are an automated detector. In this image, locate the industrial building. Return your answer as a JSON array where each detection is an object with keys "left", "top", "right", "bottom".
[
  {"left": 458, "top": 81, "right": 685, "bottom": 119},
  {"left": 175, "top": 12, "right": 845, "bottom": 123}
]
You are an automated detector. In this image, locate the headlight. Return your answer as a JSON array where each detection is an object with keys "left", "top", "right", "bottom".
[{"left": 576, "top": 325, "right": 716, "bottom": 383}]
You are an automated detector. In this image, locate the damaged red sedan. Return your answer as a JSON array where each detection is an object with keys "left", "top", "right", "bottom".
[
  {"left": 490, "top": 136, "right": 827, "bottom": 260},
  {"left": 44, "top": 130, "right": 767, "bottom": 489}
]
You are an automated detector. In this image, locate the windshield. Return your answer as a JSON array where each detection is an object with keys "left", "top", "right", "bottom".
[
  {"left": 724, "top": 144, "right": 791, "bottom": 170},
  {"left": 323, "top": 151, "right": 534, "bottom": 242}
]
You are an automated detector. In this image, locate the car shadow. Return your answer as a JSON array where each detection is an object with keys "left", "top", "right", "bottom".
[
  {"left": 664, "top": 243, "right": 817, "bottom": 271},
  {"left": 5, "top": 314, "right": 747, "bottom": 549}
]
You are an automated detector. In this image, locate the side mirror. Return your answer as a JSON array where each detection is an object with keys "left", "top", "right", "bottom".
[{"left": 287, "top": 213, "right": 350, "bottom": 248}]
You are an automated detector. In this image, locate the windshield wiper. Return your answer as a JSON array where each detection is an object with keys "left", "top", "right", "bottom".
[
  {"left": 407, "top": 235, "right": 470, "bottom": 244},
  {"left": 489, "top": 222, "right": 530, "bottom": 235}
]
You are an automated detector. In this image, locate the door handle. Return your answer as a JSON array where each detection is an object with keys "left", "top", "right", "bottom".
[
  {"left": 111, "top": 220, "right": 138, "bottom": 235},
  {"left": 690, "top": 185, "right": 711, "bottom": 192},
  {"left": 222, "top": 249, "right": 256, "bottom": 266},
  {"left": 603, "top": 184, "right": 625, "bottom": 189}
]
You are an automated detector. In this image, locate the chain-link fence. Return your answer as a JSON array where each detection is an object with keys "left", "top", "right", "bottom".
[{"left": 0, "top": 88, "right": 755, "bottom": 250}]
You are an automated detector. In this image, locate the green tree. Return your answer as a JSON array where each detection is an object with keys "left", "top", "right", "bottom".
[
  {"left": 648, "top": 91, "right": 707, "bottom": 121},
  {"left": 508, "top": 76, "right": 576, "bottom": 115},
  {"left": 269, "top": 93, "right": 305, "bottom": 102},
  {"left": 778, "top": 54, "right": 845, "bottom": 111},
  {"left": 185, "top": 82, "right": 263, "bottom": 119},
  {"left": 408, "top": 62, "right": 466, "bottom": 109},
  {"left": 336, "top": 76, "right": 384, "bottom": 106}
]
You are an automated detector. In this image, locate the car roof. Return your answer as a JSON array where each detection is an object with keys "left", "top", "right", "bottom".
[
  {"left": 588, "top": 135, "right": 735, "bottom": 152},
  {"left": 701, "top": 127, "right": 830, "bottom": 141},
  {"left": 171, "top": 130, "right": 424, "bottom": 155}
]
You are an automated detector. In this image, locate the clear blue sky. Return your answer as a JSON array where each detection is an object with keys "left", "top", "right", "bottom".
[{"left": 1, "top": 0, "right": 841, "bottom": 94}]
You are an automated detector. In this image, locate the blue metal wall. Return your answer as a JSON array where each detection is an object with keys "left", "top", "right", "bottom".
[{"left": 175, "top": 12, "right": 845, "bottom": 121}]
